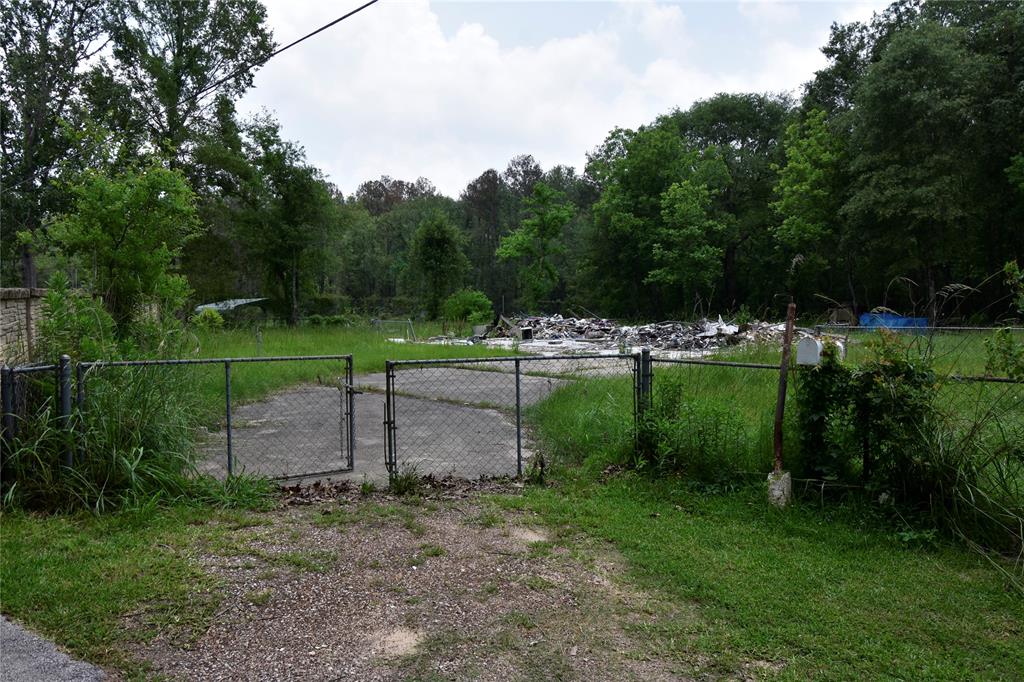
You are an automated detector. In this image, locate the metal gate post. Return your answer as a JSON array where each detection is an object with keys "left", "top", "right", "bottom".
[
  {"left": 59, "top": 355, "right": 73, "bottom": 468},
  {"left": 75, "top": 362, "right": 86, "bottom": 463},
  {"left": 384, "top": 361, "right": 396, "bottom": 475},
  {"left": 639, "top": 348, "right": 653, "bottom": 416},
  {"left": 514, "top": 358, "right": 523, "bottom": 477},
  {"left": 1, "top": 366, "right": 13, "bottom": 458},
  {"left": 347, "top": 356, "right": 355, "bottom": 470},
  {"left": 225, "top": 360, "right": 234, "bottom": 476}
]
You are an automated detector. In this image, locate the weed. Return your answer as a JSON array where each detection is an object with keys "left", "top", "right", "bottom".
[
  {"left": 522, "top": 575, "right": 555, "bottom": 591},
  {"left": 359, "top": 476, "right": 376, "bottom": 496},
  {"left": 419, "top": 543, "right": 447, "bottom": 557},
  {"left": 390, "top": 463, "right": 422, "bottom": 497},
  {"left": 244, "top": 589, "right": 272, "bottom": 606}
]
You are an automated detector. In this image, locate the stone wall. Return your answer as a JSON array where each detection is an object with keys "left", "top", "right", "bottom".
[{"left": 1, "top": 288, "right": 46, "bottom": 365}]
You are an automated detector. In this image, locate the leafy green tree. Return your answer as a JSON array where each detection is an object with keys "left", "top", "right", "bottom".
[
  {"left": 771, "top": 109, "right": 848, "bottom": 303},
  {"left": 497, "top": 182, "right": 574, "bottom": 312},
  {"left": 843, "top": 20, "right": 990, "bottom": 316},
  {"left": 409, "top": 211, "right": 469, "bottom": 318},
  {"left": 46, "top": 159, "right": 202, "bottom": 329},
  {"left": 242, "top": 117, "right": 334, "bottom": 325},
  {"left": 660, "top": 93, "right": 792, "bottom": 310},
  {"left": 1, "top": 0, "right": 110, "bottom": 286},
  {"left": 584, "top": 125, "right": 688, "bottom": 317},
  {"left": 109, "top": 0, "right": 274, "bottom": 166},
  {"left": 646, "top": 152, "right": 733, "bottom": 306}
]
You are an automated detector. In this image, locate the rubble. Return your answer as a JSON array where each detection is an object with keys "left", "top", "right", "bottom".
[{"left": 479, "top": 314, "right": 794, "bottom": 355}]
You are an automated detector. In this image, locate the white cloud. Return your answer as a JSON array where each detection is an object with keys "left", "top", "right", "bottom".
[
  {"left": 238, "top": 0, "right": 844, "bottom": 197},
  {"left": 737, "top": 0, "right": 801, "bottom": 27}
]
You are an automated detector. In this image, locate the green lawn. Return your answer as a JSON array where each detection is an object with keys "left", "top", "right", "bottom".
[
  {"left": 0, "top": 506, "right": 224, "bottom": 677},
  {"left": 506, "top": 475, "right": 1024, "bottom": 680}
]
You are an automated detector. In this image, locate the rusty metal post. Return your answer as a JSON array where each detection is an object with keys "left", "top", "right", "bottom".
[{"left": 773, "top": 303, "right": 797, "bottom": 473}]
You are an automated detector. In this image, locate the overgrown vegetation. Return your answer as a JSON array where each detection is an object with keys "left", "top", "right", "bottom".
[{"left": 5, "top": 2, "right": 1022, "bottom": 323}]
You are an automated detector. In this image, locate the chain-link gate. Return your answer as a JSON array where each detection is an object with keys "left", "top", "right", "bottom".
[
  {"left": 77, "top": 355, "right": 356, "bottom": 479},
  {"left": 383, "top": 353, "right": 639, "bottom": 478}
]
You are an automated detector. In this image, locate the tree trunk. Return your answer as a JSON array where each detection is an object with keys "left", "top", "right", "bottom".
[{"left": 20, "top": 244, "right": 37, "bottom": 288}]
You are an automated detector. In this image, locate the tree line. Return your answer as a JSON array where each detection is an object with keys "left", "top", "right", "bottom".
[{"left": 2, "top": 0, "right": 1022, "bottom": 326}]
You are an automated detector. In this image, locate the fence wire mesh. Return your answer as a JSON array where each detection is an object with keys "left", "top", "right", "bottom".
[
  {"left": 76, "top": 355, "right": 354, "bottom": 480},
  {"left": 646, "top": 358, "right": 782, "bottom": 479},
  {"left": 384, "top": 354, "right": 638, "bottom": 479}
]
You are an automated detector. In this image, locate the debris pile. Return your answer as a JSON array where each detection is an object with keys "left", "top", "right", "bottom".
[{"left": 482, "top": 314, "right": 790, "bottom": 354}]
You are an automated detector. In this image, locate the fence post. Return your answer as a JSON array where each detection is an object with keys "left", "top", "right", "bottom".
[
  {"left": 639, "top": 348, "right": 653, "bottom": 416},
  {"left": 1, "top": 366, "right": 13, "bottom": 459},
  {"left": 59, "top": 354, "right": 73, "bottom": 468},
  {"left": 347, "top": 356, "right": 355, "bottom": 470},
  {"left": 514, "top": 358, "right": 523, "bottom": 477},
  {"left": 384, "top": 361, "right": 396, "bottom": 475},
  {"left": 225, "top": 360, "right": 234, "bottom": 476}
]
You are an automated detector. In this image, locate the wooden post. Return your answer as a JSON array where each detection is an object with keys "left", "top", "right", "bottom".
[{"left": 773, "top": 302, "right": 797, "bottom": 473}]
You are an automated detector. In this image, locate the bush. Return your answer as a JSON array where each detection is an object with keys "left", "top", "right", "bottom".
[
  {"left": 442, "top": 288, "right": 493, "bottom": 326},
  {"left": 797, "top": 330, "right": 1023, "bottom": 553},
  {"left": 190, "top": 308, "right": 224, "bottom": 330},
  {"left": 2, "top": 276, "right": 268, "bottom": 513},
  {"left": 636, "top": 368, "right": 773, "bottom": 480}
]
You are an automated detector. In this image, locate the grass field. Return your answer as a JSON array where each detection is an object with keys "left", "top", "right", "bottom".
[{"left": 84, "top": 325, "right": 518, "bottom": 424}]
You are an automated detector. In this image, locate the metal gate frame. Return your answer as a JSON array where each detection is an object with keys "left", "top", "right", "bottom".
[
  {"left": 383, "top": 353, "right": 642, "bottom": 478},
  {"left": 76, "top": 354, "right": 356, "bottom": 479}
]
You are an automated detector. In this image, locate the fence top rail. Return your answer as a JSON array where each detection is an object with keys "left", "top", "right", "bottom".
[
  {"left": 80, "top": 354, "right": 353, "bottom": 369},
  {"left": 651, "top": 357, "right": 779, "bottom": 370},
  {"left": 651, "top": 357, "right": 1022, "bottom": 383},
  {"left": 815, "top": 324, "right": 1024, "bottom": 333},
  {"left": 388, "top": 353, "right": 638, "bottom": 367},
  {"left": 10, "top": 364, "right": 58, "bottom": 374}
]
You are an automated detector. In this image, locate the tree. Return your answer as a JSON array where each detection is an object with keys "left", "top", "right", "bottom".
[
  {"left": 771, "top": 109, "right": 848, "bottom": 304},
  {"left": 46, "top": 159, "right": 202, "bottom": 329},
  {"left": 1, "top": 0, "right": 110, "bottom": 286},
  {"left": 646, "top": 152, "right": 733, "bottom": 308},
  {"left": 461, "top": 169, "right": 513, "bottom": 307},
  {"left": 408, "top": 211, "right": 469, "bottom": 319},
  {"left": 842, "top": 20, "right": 991, "bottom": 317},
  {"left": 355, "top": 175, "right": 435, "bottom": 216},
  {"left": 497, "top": 182, "right": 574, "bottom": 312},
  {"left": 109, "top": 0, "right": 274, "bottom": 166},
  {"left": 660, "top": 93, "right": 793, "bottom": 310},
  {"left": 242, "top": 117, "right": 334, "bottom": 325}
]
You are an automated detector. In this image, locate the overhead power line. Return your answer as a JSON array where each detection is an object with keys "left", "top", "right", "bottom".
[{"left": 186, "top": 0, "right": 381, "bottom": 105}]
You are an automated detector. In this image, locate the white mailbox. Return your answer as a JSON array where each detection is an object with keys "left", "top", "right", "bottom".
[
  {"left": 796, "top": 337, "right": 823, "bottom": 366},
  {"left": 796, "top": 337, "right": 845, "bottom": 365}
]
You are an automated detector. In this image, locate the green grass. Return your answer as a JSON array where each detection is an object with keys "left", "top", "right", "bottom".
[
  {"left": 181, "top": 325, "right": 515, "bottom": 419},
  {"left": 519, "top": 363, "right": 1024, "bottom": 678},
  {"left": 510, "top": 474, "right": 1024, "bottom": 679},
  {"left": 0, "top": 506, "right": 222, "bottom": 675},
  {"left": 714, "top": 328, "right": 1022, "bottom": 377}
]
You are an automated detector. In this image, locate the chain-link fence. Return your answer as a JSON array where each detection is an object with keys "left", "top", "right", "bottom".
[
  {"left": 1, "top": 360, "right": 71, "bottom": 464},
  {"left": 814, "top": 325, "right": 1024, "bottom": 376},
  {"left": 642, "top": 358, "right": 783, "bottom": 478},
  {"left": 76, "top": 355, "right": 355, "bottom": 479},
  {"left": 383, "top": 354, "right": 639, "bottom": 478}
]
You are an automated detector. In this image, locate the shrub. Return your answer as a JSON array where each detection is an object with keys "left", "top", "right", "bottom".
[
  {"left": 36, "top": 272, "right": 119, "bottom": 362},
  {"left": 442, "top": 288, "right": 493, "bottom": 326},
  {"left": 797, "top": 330, "right": 1023, "bottom": 553},
  {"left": 191, "top": 308, "right": 225, "bottom": 330}
]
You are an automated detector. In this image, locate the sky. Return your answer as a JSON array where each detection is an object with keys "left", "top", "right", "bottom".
[{"left": 238, "top": 0, "right": 891, "bottom": 198}]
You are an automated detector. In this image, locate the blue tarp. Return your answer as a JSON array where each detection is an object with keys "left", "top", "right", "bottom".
[{"left": 858, "top": 312, "right": 929, "bottom": 329}]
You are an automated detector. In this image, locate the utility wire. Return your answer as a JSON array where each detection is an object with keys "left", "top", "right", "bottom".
[
  {"left": 185, "top": 0, "right": 381, "bottom": 105},
  {"left": 2, "top": 0, "right": 381, "bottom": 194}
]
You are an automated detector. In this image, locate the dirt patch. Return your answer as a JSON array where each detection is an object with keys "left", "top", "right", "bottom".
[
  {"left": 127, "top": 490, "right": 696, "bottom": 681},
  {"left": 369, "top": 627, "right": 424, "bottom": 658},
  {"left": 509, "top": 526, "right": 548, "bottom": 543}
]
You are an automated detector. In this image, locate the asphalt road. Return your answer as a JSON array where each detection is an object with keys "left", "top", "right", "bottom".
[{"left": 1, "top": 617, "right": 105, "bottom": 682}]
